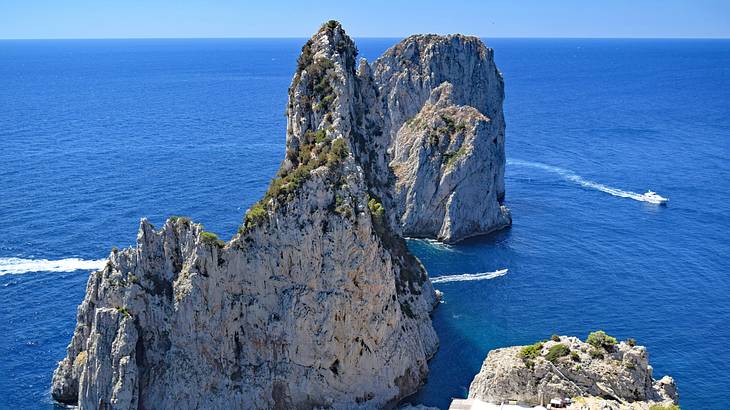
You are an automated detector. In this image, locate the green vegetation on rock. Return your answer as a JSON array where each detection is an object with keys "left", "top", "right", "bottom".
[
  {"left": 368, "top": 198, "right": 385, "bottom": 220},
  {"left": 169, "top": 216, "right": 192, "bottom": 225},
  {"left": 200, "top": 231, "right": 225, "bottom": 248},
  {"left": 649, "top": 405, "right": 680, "bottom": 410},
  {"left": 545, "top": 344, "right": 571, "bottom": 363},
  {"left": 443, "top": 145, "right": 467, "bottom": 168},
  {"left": 115, "top": 306, "right": 131, "bottom": 318},
  {"left": 587, "top": 330, "right": 618, "bottom": 351},
  {"left": 519, "top": 342, "right": 544, "bottom": 364}
]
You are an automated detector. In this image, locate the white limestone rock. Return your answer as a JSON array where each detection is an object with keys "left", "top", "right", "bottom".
[
  {"left": 390, "top": 83, "right": 511, "bottom": 242},
  {"left": 372, "top": 34, "right": 511, "bottom": 243},
  {"left": 52, "top": 21, "right": 438, "bottom": 410},
  {"left": 466, "top": 335, "right": 679, "bottom": 410}
]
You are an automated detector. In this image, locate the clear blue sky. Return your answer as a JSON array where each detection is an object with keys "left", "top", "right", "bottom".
[{"left": 1, "top": 0, "right": 729, "bottom": 39}]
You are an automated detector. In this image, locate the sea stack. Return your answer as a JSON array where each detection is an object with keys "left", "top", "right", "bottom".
[
  {"left": 374, "top": 34, "right": 511, "bottom": 243},
  {"left": 461, "top": 333, "right": 679, "bottom": 410},
  {"left": 51, "top": 21, "right": 510, "bottom": 409}
]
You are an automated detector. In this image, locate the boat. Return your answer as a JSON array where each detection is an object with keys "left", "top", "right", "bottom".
[{"left": 642, "top": 190, "right": 668, "bottom": 205}]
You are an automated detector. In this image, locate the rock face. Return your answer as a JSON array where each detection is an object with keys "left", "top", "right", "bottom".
[
  {"left": 51, "top": 21, "right": 511, "bottom": 409},
  {"left": 373, "top": 34, "right": 511, "bottom": 242},
  {"left": 52, "top": 22, "right": 438, "bottom": 410},
  {"left": 467, "top": 335, "right": 679, "bottom": 410}
]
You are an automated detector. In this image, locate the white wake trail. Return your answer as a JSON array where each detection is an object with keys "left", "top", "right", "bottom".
[
  {"left": 430, "top": 269, "right": 508, "bottom": 283},
  {"left": 0, "top": 257, "right": 106, "bottom": 276},
  {"left": 508, "top": 159, "right": 659, "bottom": 203}
]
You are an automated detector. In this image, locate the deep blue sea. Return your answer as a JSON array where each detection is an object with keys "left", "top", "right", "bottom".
[{"left": 1, "top": 38, "right": 729, "bottom": 409}]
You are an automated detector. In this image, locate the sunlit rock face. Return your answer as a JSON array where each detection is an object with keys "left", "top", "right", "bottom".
[
  {"left": 372, "top": 34, "right": 511, "bottom": 242},
  {"left": 52, "top": 22, "right": 439, "bottom": 410},
  {"left": 51, "top": 21, "right": 512, "bottom": 409}
]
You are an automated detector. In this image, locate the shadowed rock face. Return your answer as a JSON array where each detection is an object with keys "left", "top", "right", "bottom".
[
  {"left": 52, "top": 21, "right": 509, "bottom": 409},
  {"left": 467, "top": 336, "right": 679, "bottom": 410}
]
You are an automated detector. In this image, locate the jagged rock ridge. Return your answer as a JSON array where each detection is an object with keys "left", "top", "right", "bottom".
[
  {"left": 51, "top": 21, "right": 510, "bottom": 409},
  {"left": 466, "top": 334, "right": 679, "bottom": 410}
]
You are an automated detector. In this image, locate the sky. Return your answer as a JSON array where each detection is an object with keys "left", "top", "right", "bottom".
[{"left": 1, "top": 0, "right": 729, "bottom": 39}]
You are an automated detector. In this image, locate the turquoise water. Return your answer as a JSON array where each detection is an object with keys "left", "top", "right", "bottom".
[{"left": 1, "top": 38, "right": 729, "bottom": 409}]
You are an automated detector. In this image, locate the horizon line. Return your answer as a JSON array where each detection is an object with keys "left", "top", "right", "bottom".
[{"left": 1, "top": 35, "right": 729, "bottom": 41}]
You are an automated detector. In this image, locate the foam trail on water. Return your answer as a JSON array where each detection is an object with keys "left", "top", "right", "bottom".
[
  {"left": 508, "top": 159, "right": 659, "bottom": 203},
  {"left": 0, "top": 257, "right": 106, "bottom": 276},
  {"left": 431, "top": 269, "right": 508, "bottom": 283}
]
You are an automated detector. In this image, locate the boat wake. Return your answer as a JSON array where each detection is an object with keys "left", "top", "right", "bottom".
[
  {"left": 430, "top": 269, "right": 508, "bottom": 283},
  {"left": 0, "top": 257, "right": 106, "bottom": 276},
  {"left": 508, "top": 159, "right": 667, "bottom": 204}
]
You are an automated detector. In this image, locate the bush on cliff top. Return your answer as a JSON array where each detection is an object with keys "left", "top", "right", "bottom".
[
  {"left": 200, "top": 231, "right": 225, "bottom": 248},
  {"left": 519, "top": 342, "right": 543, "bottom": 361},
  {"left": 545, "top": 344, "right": 571, "bottom": 363},
  {"left": 587, "top": 330, "right": 617, "bottom": 351}
]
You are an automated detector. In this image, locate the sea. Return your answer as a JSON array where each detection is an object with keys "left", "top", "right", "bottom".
[{"left": 1, "top": 38, "right": 728, "bottom": 409}]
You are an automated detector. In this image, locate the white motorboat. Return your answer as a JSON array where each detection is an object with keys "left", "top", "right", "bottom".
[{"left": 642, "top": 190, "right": 668, "bottom": 205}]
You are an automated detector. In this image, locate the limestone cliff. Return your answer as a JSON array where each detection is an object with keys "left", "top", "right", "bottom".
[
  {"left": 466, "top": 334, "right": 679, "bottom": 409},
  {"left": 52, "top": 22, "right": 438, "bottom": 409},
  {"left": 51, "top": 21, "right": 513, "bottom": 409},
  {"left": 373, "top": 34, "right": 511, "bottom": 242}
]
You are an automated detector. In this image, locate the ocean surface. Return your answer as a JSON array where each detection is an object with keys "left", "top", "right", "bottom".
[{"left": 1, "top": 38, "right": 729, "bottom": 409}]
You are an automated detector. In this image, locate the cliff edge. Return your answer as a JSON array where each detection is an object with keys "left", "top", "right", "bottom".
[{"left": 465, "top": 333, "right": 679, "bottom": 410}]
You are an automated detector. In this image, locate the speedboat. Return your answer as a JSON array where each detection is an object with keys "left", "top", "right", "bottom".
[{"left": 643, "top": 190, "right": 668, "bottom": 205}]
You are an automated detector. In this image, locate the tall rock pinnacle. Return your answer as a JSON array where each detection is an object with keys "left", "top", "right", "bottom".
[{"left": 51, "top": 21, "right": 510, "bottom": 409}]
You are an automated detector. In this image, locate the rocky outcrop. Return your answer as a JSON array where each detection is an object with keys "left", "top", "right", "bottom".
[
  {"left": 373, "top": 34, "right": 511, "bottom": 242},
  {"left": 466, "top": 334, "right": 679, "bottom": 410},
  {"left": 52, "top": 21, "right": 438, "bottom": 410},
  {"left": 52, "top": 21, "right": 513, "bottom": 409},
  {"left": 389, "top": 83, "right": 511, "bottom": 241}
]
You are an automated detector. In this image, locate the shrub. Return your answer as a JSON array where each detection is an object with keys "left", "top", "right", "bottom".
[
  {"left": 551, "top": 334, "right": 561, "bottom": 342},
  {"left": 545, "top": 344, "right": 571, "bottom": 363},
  {"left": 243, "top": 202, "right": 268, "bottom": 232},
  {"left": 368, "top": 198, "right": 385, "bottom": 220},
  {"left": 115, "top": 306, "right": 131, "bottom": 318},
  {"left": 328, "top": 138, "right": 349, "bottom": 165},
  {"left": 519, "top": 342, "right": 544, "bottom": 363},
  {"left": 627, "top": 338, "right": 637, "bottom": 347},
  {"left": 587, "top": 330, "right": 617, "bottom": 351},
  {"left": 128, "top": 274, "right": 140, "bottom": 284},
  {"left": 200, "top": 231, "right": 225, "bottom": 248},
  {"left": 625, "top": 362, "right": 636, "bottom": 369},
  {"left": 648, "top": 405, "right": 680, "bottom": 410},
  {"left": 571, "top": 351, "right": 581, "bottom": 362}
]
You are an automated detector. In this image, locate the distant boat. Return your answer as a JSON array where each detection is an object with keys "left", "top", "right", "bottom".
[{"left": 642, "top": 190, "right": 669, "bottom": 205}]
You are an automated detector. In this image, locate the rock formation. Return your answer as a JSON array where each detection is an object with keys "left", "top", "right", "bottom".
[
  {"left": 52, "top": 21, "right": 511, "bottom": 409},
  {"left": 373, "top": 34, "right": 511, "bottom": 242},
  {"left": 466, "top": 334, "right": 679, "bottom": 410}
]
